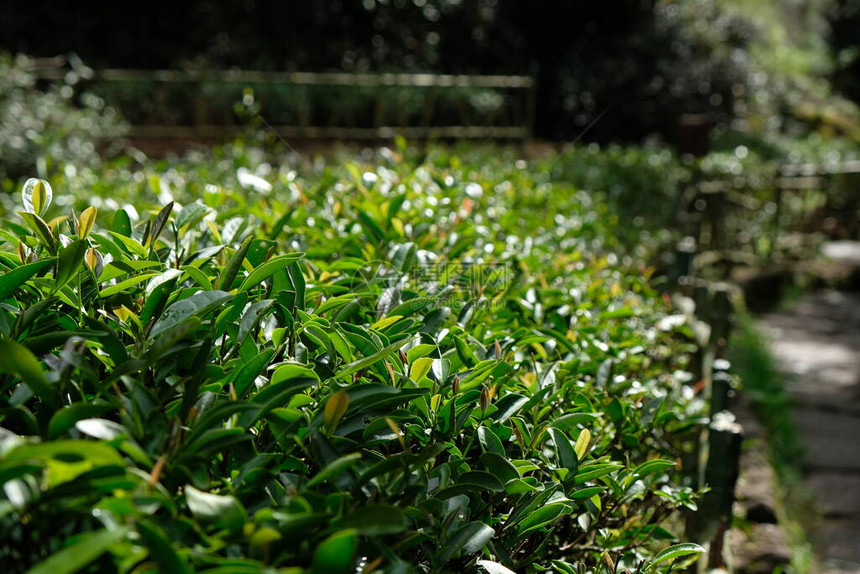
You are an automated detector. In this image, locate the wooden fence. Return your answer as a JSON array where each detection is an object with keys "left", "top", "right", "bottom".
[
  {"left": 677, "top": 161, "right": 860, "bottom": 276},
  {"left": 29, "top": 59, "right": 537, "bottom": 142},
  {"left": 674, "top": 160, "right": 858, "bottom": 569}
]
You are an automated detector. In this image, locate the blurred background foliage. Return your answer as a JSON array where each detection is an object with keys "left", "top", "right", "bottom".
[{"left": 1, "top": 0, "right": 859, "bottom": 146}]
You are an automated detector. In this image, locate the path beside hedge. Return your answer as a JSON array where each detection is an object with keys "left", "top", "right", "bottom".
[{"left": 758, "top": 261, "right": 860, "bottom": 571}]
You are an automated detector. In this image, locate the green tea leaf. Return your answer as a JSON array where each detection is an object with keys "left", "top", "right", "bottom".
[
  {"left": 175, "top": 201, "right": 210, "bottom": 230},
  {"left": 146, "top": 201, "right": 174, "bottom": 249},
  {"left": 547, "top": 427, "right": 578, "bottom": 475},
  {"left": 21, "top": 178, "right": 52, "bottom": 217},
  {"left": 48, "top": 403, "right": 118, "bottom": 439},
  {"left": 574, "top": 428, "right": 592, "bottom": 461},
  {"left": 218, "top": 235, "right": 254, "bottom": 290},
  {"left": 25, "top": 526, "right": 128, "bottom": 574},
  {"left": 410, "top": 356, "right": 433, "bottom": 382},
  {"left": 642, "top": 543, "right": 705, "bottom": 572},
  {"left": 185, "top": 486, "right": 248, "bottom": 533},
  {"left": 0, "top": 258, "right": 55, "bottom": 301},
  {"left": 78, "top": 206, "right": 97, "bottom": 239},
  {"left": 478, "top": 426, "right": 505, "bottom": 456},
  {"left": 479, "top": 452, "right": 519, "bottom": 483},
  {"left": 271, "top": 363, "right": 320, "bottom": 384},
  {"left": 336, "top": 338, "right": 403, "bottom": 380},
  {"left": 112, "top": 209, "right": 132, "bottom": 237},
  {"left": 438, "top": 521, "right": 494, "bottom": 564},
  {"left": 322, "top": 389, "right": 349, "bottom": 431},
  {"left": 514, "top": 503, "right": 572, "bottom": 539},
  {"left": 307, "top": 452, "right": 362, "bottom": 487},
  {"left": 149, "top": 290, "right": 232, "bottom": 338},
  {"left": 107, "top": 231, "right": 148, "bottom": 258},
  {"left": 136, "top": 520, "right": 192, "bottom": 574},
  {"left": 332, "top": 504, "right": 408, "bottom": 535},
  {"left": 99, "top": 272, "right": 161, "bottom": 297},
  {"left": 633, "top": 459, "right": 677, "bottom": 478},
  {"left": 310, "top": 530, "right": 357, "bottom": 574},
  {"left": 238, "top": 253, "right": 305, "bottom": 292},
  {"left": 0, "top": 338, "right": 53, "bottom": 406},
  {"left": 550, "top": 412, "right": 600, "bottom": 431},
  {"left": 18, "top": 212, "right": 56, "bottom": 254},
  {"left": 54, "top": 239, "right": 88, "bottom": 291}
]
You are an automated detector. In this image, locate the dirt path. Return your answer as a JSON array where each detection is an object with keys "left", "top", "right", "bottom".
[{"left": 759, "top": 286, "right": 860, "bottom": 572}]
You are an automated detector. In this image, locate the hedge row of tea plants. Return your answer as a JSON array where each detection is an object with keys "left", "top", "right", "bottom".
[
  {"left": 0, "top": 54, "right": 126, "bottom": 181},
  {"left": 0, "top": 146, "right": 708, "bottom": 573}
]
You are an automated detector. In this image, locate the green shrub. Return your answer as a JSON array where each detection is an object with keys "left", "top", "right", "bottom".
[
  {"left": 0, "top": 148, "right": 705, "bottom": 572},
  {"left": 0, "top": 54, "right": 126, "bottom": 183}
]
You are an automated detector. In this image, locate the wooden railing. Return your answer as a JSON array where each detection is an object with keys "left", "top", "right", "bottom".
[
  {"left": 676, "top": 161, "right": 860, "bottom": 275},
  {"left": 673, "top": 159, "right": 858, "bottom": 569},
  {"left": 30, "top": 59, "right": 537, "bottom": 141}
]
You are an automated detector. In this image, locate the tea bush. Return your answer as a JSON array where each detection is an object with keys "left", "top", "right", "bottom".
[
  {"left": 0, "top": 54, "right": 126, "bottom": 182},
  {"left": 0, "top": 147, "right": 707, "bottom": 573}
]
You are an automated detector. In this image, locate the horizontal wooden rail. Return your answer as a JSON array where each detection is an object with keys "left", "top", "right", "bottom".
[
  {"left": 126, "top": 125, "right": 530, "bottom": 140},
  {"left": 32, "top": 66, "right": 535, "bottom": 89},
  {"left": 779, "top": 160, "right": 860, "bottom": 177},
  {"left": 30, "top": 61, "right": 537, "bottom": 141}
]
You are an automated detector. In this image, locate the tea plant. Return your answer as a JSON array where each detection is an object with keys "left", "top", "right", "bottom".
[{"left": 0, "top": 148, "right": 706, "bottom": 573}]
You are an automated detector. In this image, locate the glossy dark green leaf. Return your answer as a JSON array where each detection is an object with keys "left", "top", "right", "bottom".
[
  {"left": 438, "top": 521, "right": 494, "bottom": 564},
  {"left": 513, "top": 502, "right": 573, "bottom": 540},
  {"left": 25, "top": 526, "right": 129, "bottom": 574},
  {"left": 477, "top": 426, "right": 505, "bottom": 456},
  {"left": 491, "top": 393, "right": 530, "bottom": 423},
  {"left": 54, "top": 239, "right": 88, "bottom": 291},
  {"left": 112, "top": 209, "right": 132, "bottom": 237},
  {"left": 238, "top": 299, "right": 275, "bottom": 343},
  {"left": 437, "top": 471, "right": 504, "bottom": 497},
  {"left": 270, "top": 363, "right": 319, "bottom": 384},
  {"left": 454, "top": 335, "right": 478, "bottom": 367},
  {"left": 0, "top": 338, "right": 53, "bottom": 406},
  {"left": 479, "top": 452, "right": 519, "bottom": 483},
  {"left": 238, "top": 253, "right": 305, "bottom": 292},
  {"left": 239, "top": 376, "right": 317, "bottom": 427},
  {"left": 232, "top": 349, "right": 276, "bottom": 397},
  {"left": 146, "top": 201, "right": 174, "bottom": 249},
  {"left": 146, "top": 316, "right": 202, "bottom": 361},
  {"left": 574, "top": 463, "right": 623, "bottom": 485},
  {"left": 336, "top": 338, "right": 403, "bottom": 380},
  {"left": 217, "top": 235, "right": 254, "bottom": 290},
  {"left": 285, "top": 261, "right": 306, "bottom": 309},
  {"left": 0, "top": 258, "right": 55, "bottom": 301},
  {"left": 136, "top": 519, "right": 192, "bottom": 574},
  {"left": 140, "top": 275, "right": 179, "bottom": 325},
  {"left": 99, "top": 271, "right": 160, "bottom": 297},
  {"left": 547, "top": 427, "right": 578, "bottom": 475},
  {"left": 550, "top": 412, "right": 600, "bottom": 431},
  {"left": 175, "top": 201, "right": 210, "bottom": 230},
  {"left": 149, "top": 290, "right": 232, "bottom": 338},
  {"left": 106, "top": 231, "right": 148, "bottom": 258},
  {"left": 48, "top": 403, "right": 117, "bottom": 439},
  {"left": 642, "top": 543, "right": 705, "bottom": 571},
  {"left": 306, "top": 452, "right": 361, "bottom": 487},
  {"left": 18, "top": 212, "right": 56, "bottom": 255},
  {"left": 632, "top": 459, "right": 676, "bottom": 478}
]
